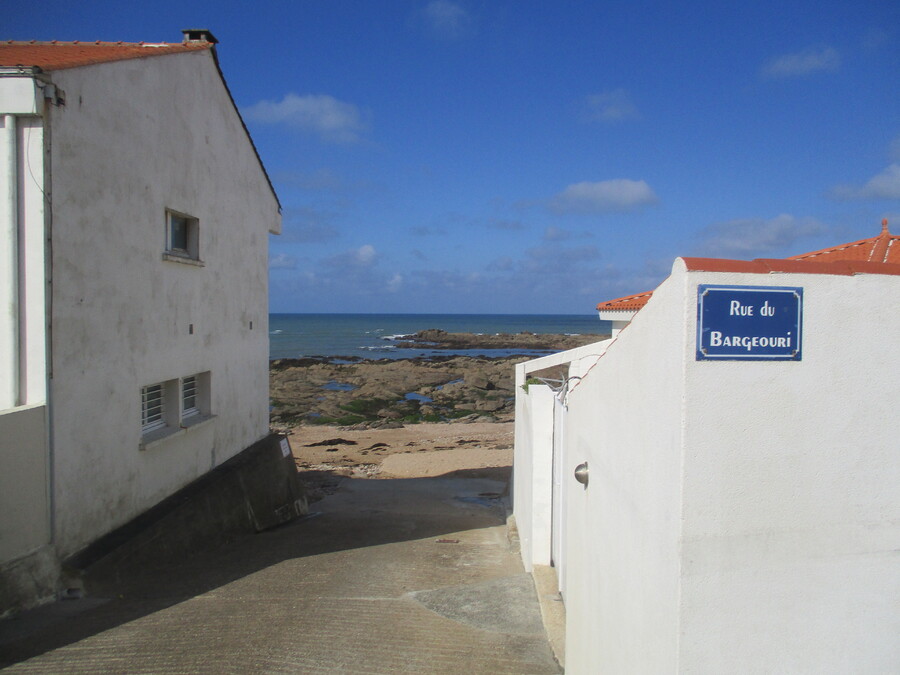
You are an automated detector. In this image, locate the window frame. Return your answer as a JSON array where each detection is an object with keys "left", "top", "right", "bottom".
[
  {"left": 140, "top": 372, "right": 213, "bottom": 449},
  {"left": 164, "top": 209, "right": 203, "bottom": 266},
  {"left": 181, "top": 374, "right": 202, "bottom": 420},
  {"left": 141, "top": 383, "right": 167, "bottom": 434}
]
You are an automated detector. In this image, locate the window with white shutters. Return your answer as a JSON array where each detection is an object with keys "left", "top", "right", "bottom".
[
  {"left": 141, "top": 383, "right": 166, "bottom": 433},
  {"left": 182, "top": 375, "right": 199, "bottom": 419},
  {"left": 141, "top": 372, "right": 211, "bottom": 446}
]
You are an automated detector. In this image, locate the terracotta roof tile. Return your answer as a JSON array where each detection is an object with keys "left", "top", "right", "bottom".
[
  {"left": 0, "top": 41, "right": 211, "bottom": 71},
  {"left": 0, "top": 36, "right": 280, "bottom": 212},
  {"left": 596, "top": 220, "right": 899, "bottom": 312},
  {"left": 788, "top": 219, "right": 899, "bottom": 264},
  {"left": 596, "top": 290, "right": 655, "bottom": 312},
  {"left": 680, "top": 257, "right": 900, "bottom": 277}
]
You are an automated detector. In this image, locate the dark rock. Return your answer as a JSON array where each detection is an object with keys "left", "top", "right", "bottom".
[
  {"left": 269, "top": 338, "right": 607, "bottom": 427},
  {"left": 304, "top": 438, "right": 358, "bottom": 447},
  {"left": 475, "top": 399, "right": 506, "bottom": 412},
  {"left": 392, "top": 329, "right": 605, "bottom": 352}
]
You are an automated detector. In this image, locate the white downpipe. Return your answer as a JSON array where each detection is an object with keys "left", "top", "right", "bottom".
[{"left": 1, "top": 114, "right": 18, "bottom": 409}]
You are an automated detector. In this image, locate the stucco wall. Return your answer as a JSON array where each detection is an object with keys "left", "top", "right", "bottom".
[
  {"left": 0, "top": 91, "right": 46, "bottom": 411},
  {"left": 537, "top": 260, "right": 899, "bottom": 672},
  {"left": 513, "top": 380, "right": 554, "bottom": 572},
  {"left": 562, "top": 270, "right": 686, "bottom": 674},
  {"left": 514, "top": 340, "right": 613, "bottom": 578},
  {"left": 45, "top": 50, "right": 280, "bottom": 557},
  {"left": 677, "top": 267, "right": 900, "bottom": 673}
]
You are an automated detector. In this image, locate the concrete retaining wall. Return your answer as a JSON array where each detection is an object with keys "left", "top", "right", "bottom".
[{"left": 67, "top": 434, "right": 307, "bottom": 585}]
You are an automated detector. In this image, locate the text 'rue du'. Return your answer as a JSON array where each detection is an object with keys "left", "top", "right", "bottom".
[{"left": 729, "top": 300, "right": 776, "bottom": 317}]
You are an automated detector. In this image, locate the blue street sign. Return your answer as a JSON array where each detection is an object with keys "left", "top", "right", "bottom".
[{"left": 697, "top": 285, "right": 803, "bottom": 361}]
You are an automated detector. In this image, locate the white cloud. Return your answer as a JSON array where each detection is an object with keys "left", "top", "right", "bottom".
[
  {"left": 387, "top": 273, "right": 403, "bottom": 292},
  {"left": 694, "top": 214, "right": 828, "bottom": 258},
  {"left": 521, "top": 244, "right": 601, "bottom": 273},
  {"left": 762, "top": 46, "right": 840, "bottom": 79},
  {"left": 551, "top": 179, "right": 658, "bottom": 214},
  {"left": 280, "top": 207, "right": 340, "bottom": 243},
  {"left": 420, "top": 0, "right": 474, "bottom": 39},
  {"left": 269, "top": 253, "right": 297, "bottom": 270},
  {"left": 354, "top": 244, "right": 377, "bottom": 265},
  {"left": 243, "top": 93, "right": 368, "bottom": 143},
  {"left": 543, "top": 226, "right": 572, "bottom": 241},
  {"left": 323, "top": 244, "right": 379, "bottom": 271},
  {"left": 410, "top": 225, "right": 447, "bottom": 236},
  {"left": 487, "top": 218, "right": 526, "bottom": 231},
  {"left": 584, "top": 89, "right": 640, "bottom": 123},
  {"left": 832, "top": 164, "right": 900, "bottom": 201}
]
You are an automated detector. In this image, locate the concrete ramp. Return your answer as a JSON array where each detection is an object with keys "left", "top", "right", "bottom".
[
  {"left": 411, "top": 574, "right": 546, "bottom": 635},
  {"left": 1, "top": 471, "right": 560, "bottom": 674}
]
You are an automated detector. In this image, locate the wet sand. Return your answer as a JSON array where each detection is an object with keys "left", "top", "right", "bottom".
[{"left": 286, "top": 421, "right": 514, "bottom": 492}]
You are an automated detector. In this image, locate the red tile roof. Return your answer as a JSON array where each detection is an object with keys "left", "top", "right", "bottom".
[
  {"left": 595, "top": 290, "right": 655, "bottom": 312},
  {"left": 1, "top": 35, "right": 281, "bottom": 212},
  {"left": 597, "top": 220, "right": 899, "bottom": 312},
  {"left": 0, "top": 40, "right": 212, "bottom": 71},
  {"left": 788, "top": 219, "right": 899, "bottom": 264},
  {"left": 680, "top": 257, "right": 900, "bottom": 277}
]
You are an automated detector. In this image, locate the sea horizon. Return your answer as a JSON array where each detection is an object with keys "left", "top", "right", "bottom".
[{"left": 269, "top": 312, "right": 612, "bottom": 360}]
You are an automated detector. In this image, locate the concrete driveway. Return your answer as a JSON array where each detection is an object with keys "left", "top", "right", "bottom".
[{"left": 0, "top": 472, "right": 561, "bottom": 674}]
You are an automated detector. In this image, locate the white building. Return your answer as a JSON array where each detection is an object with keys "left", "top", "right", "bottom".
[
  {"left": 515, "top": 224, "right": 900, "bottom": 672},
  {"left": 0, "top": 31, "right": 281, "bottom": 612}
]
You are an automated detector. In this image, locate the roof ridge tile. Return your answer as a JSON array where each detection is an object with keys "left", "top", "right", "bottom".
[{"left": 597, "top": 221, "right": 899, "bottom": 312}]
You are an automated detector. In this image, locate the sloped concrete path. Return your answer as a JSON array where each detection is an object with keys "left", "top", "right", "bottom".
[{"left": 0, "top": 474, "right": 561, "bottom": 674}]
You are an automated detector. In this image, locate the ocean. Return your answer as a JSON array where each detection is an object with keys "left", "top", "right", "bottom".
[{"left": 269, "top": 313, "right": 612, "bottom": 360}]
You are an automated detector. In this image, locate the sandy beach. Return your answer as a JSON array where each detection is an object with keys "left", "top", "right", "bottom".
[
  {"left": 273, "top": 330, "right": 596, "bottom": 499},
  {"left": 286, "top": 421, "right": 514, "bottom": 499}
]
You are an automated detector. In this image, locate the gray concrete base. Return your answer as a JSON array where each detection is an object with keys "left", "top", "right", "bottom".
[
  {"left": 532, "top": 564, "right": 566, "bottom": 668},
  {"left": 411, "top": 574, "right": 546, "bottom": 635},
  {"left": 0, "top": 546, "right": 60, "bottom": 618}
]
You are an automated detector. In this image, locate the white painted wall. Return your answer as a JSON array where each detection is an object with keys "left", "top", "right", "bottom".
[
  {"left": 18, "top": 115, "right": 46, "bottom": 407},
  {"left": 0, "top": 96, "right": 46, "bottom": 411},
  {"left": 45, "top": 50, "right": 280, "bottom": 557},
  {"left": 0, "top": 113, "right": 17, "bottom": 409},
  {"left": 516, "top": 259, "right": 900, "bottom": 672},
  {"left": 514, "top": 340, "right": 613, "bottom": 575},
  {"left": 513, "top": 381, "right": 554, "bottom": 572},
  {"left": 563, "top": 272, "right": 686, "bottom": 674},
  {"left": 0, "top": 77, "right": 50, "bottom": 595},
  {"left": 676, "top": 266, "right": 900, "bottom": 673},
  {"left": 1, "top": 110, "right": 47, "bottom": 410}
]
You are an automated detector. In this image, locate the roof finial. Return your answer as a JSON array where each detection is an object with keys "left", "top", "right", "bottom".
[{"left": 882, "top": 218, "right": 890, "bottom": 235}]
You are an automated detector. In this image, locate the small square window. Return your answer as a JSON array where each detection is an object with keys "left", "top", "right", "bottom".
[
  {"left": 170, "top": 215, "right": 189, "bottom": 251},
  {"left": 166, "top": 210, "right": 200, "bottom": 261}
]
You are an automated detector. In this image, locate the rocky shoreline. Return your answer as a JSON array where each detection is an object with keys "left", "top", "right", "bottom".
[
  {"left": 270, "top": 330, "right": 606, "bottom": 429},
  {"left": 390, "top": 328, "right": 603, "bottom": 352}
]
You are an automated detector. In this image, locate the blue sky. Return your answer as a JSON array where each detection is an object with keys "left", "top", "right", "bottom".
[{"left": 7, "top": 0, "right": 899, "bottom": 314}]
